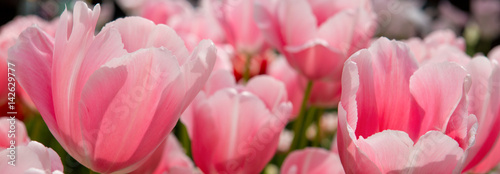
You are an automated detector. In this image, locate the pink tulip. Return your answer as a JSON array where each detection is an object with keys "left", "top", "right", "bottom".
[
  {"left": 169, "top": 0, "right": 226, "bottom": 51},
  {"left": 141, "top": 0, "right": 192, "bottom": 24},
  {"left": 267, "top": 58, "right": 342, "bottom": 118},
  {"left": 0, "top": 15, "right": 58, "bottom": 113},
  {"left": 0, "top": 141, "right": 63, "bottom": 174},
  {"left": 8, "top": 2, "right": 216, "bottom": 173},
  {"left": 209, "top": 0, "right": 266, "bottom": 54},
  {"left": 131, "top": 134, "right": 199, "bottom": 174},
  {"left": 0, "top": 117, "right": 30, "bottom": 149},
  {"left": 181, "top": 70, "right": 291, "bottom": 174},
  {"left": 337, "top": 37, "right": 477, "bottom": 173},
  {"left": 281, "top": 148, "right": 344, "bottom": 174},
  {"left": 405, "top": 29, "right": 466, "bottom": 64},
  {"left": 255, "top": 0, "right": 376, "bottom": 80},
  {"left": 466, "top": 47, "right": 500, "bottom": 173}
]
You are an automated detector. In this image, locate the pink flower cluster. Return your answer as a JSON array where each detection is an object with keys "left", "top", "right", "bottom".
[{"left": 2, "top": 0, "right": 500, "bottom": 174}]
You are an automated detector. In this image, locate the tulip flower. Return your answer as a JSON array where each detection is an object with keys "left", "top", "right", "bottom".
[
  {"left": 131, "top": 134, "right": 200, "bottom": 174},
  {"left": 464, "top": 46, "right": 500, "bottom": 173},
  {"left": 181, "top": 70, "right": 291, "bottom": 174},
  {"left": 8, "top": 2, "right": 216, "bottom": 173},
  {"left": 141, "top": 0, "right": 192, "bottom": 25},
  {"left": 337, "top": 37, "right": 477, "bottom": 173},
  {"left": 0, "top": 15, "right": 58, "bottom": 116},
  {"left": 0, "top": 117, "right": 30, "bottom": 149},
  {"left": 405, "top": 29, "right": 466, "bottom": 64},
  {"left": 209, "top": 0, "right": 266, "bottom": 54},
  {"left": 255, "top": 0, "right": 376, "bottom": 80},
  {"left": 0, "top": 141, "right": 64, "bottom": 174},
  {"left": 281, "top": 148, "right": 344, "bottom": 174}
]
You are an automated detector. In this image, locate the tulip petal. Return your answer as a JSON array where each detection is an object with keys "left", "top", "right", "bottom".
[
  {"left": 278, "top": 0, "right": 317, "bottom": 46},
  {"left": 356, "top": 130, "right": 413, "bottom": 173},
  {"left": 405, "top": 131, "right": 464, "bottom": 173},
  {"left": 285, "top": 40, "right": 344, "bottom": 80},
  {"left": 82, "top": 48, "right": 184, "bottom": 172},
  {"left": 179, "top": 40, "right": 216, "bottom": 111},
  {"left": 246, "top": 75, "right": 288, "bottom": 111},
  {"left": 101, "top": 16, "right": 190, "bottom": 65},
  {"left": 281, "top": 148, "right": 344, "bottom": 174},
  {"left": 203, "top": 70, "right": 236, "bottom": 96},
  {"left": 462, "top": 57, "right": 500, "bottom": 170},
  {"left": 409, "top": 62, "right": 471, "bottom": 148},
  {"left": 7, "top": 26, "right": 57, "bottom": 133}
]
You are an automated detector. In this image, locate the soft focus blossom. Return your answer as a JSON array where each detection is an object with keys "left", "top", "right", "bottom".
[
  {"left": 181, "top": 70, "right": 291, "bottom": 174},
  {"left": 0, "top": 141, "right": 63, "bottom": 174},
  {"left": 0, "top": 117, "right": 29, "bottom": 148},
  {"left": 268, "top": 58, "right": 342, "bottom": 117},
  {"left": 337, "top": 37, "right": 477, "bottom": 173},
  {"left": 0, "top": 15, "right": 58, "bottom": 113},
  {"left": 209, "top": 0, "right": 266, "bottom": 54},
  {"left": 131, "top": 134, "right": 200, "bottom": 174},
  {"left": 141, "top": 0, "right": 192, "bottom": 25},
  {"left": 278, "top": 129, "right": 294, "bottom": 153},
  {"left": 471, "top": 0, "right": 500, "bottom": 40},
  {"left": 281, "top": 148, "right": 344, "bottom": 174},
  {"left": 405, "top": 29, "right": 466, "bottom": 64},
  {"left": 8, "top": 2, "right": 216, "bottom": 173},
  {"left": 466, "top": 47, "right": 500, "bottom": 173},
  {"left": 255, "top": 0, "right": 376, "bottom": 80}
]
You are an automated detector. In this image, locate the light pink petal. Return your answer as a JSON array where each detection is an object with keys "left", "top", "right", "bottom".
[
  {"left": 356, "top": 130, "right": 413, "bottom": 173},
  {"left": 82, "top": 48, "right": 185, "bottom": 173},
  {"left": 0, "top": 118, "right": 30, "bottom": 149},
  {"left": 470, "top": 58, "right": 500, "bottom": 173},
  {"left": 409, "top": 62, "right": 471, "bottom": 148},
  {"left": 424, "top": 29, "right": 466, "bottom": 51},
  {"left": 7, "top": 26, "right": 57, "bottom": 133},
  {"left": 425, "top": 45, "right": 471, "bottom": 65},
  {"left": 217, "top": 0, "right": 265, "bottom": 53},
  {"left": 462, "top": 57, "right": 500, "bottom": 171},
  {"left": 406, "top": 131, "right": 465, "bottom": 173},
  {"left": 489, "top": 45, "right": 500, "bottom": 62},
  {"left": 50, "top": 2, "right": 101, "bottom": 149},
  {"left": 281, "top": 148, "right": 344, "bottom": 174},
  {"left": 191, "top": 89, "right": 280, "bottom": 174},
  {"left": 203, "top": 70, "right": 236, "bottom": 96},
  {"left": 278, "top": 0, "right": 317, "bottom": 46},
  {"left": 100, "top": 16, "right": 190, "bottom": 65},
  {"left": 0, "top": 141, "right": 63, "bottom": 173},
  {"left": 254, "top": 0, "right": 284, "bottom": 51},
  {"left": 284, "top": 40, "right": 344, "bottom": 80},
  {"left": 246, "top": 75, "right": 288, "bottom": 111},
  {"left": 405, "top": 38, "right": 427, "bottom": 63},
  {"left": 266, "top": 58, "right": 303, "bottom": 117},
  {"left": 179, "top": 40, "right": 217, "bottom": 111}
]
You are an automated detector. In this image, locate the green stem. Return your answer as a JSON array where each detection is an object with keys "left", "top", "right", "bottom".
[
  {"left": 313, "top": 108, "right": 325, "bottom": 147},
  {"left": 243, "top": 54, "right": 251, "bottom": 82},
  {"left": 179, "top": 123, "right": 191, "bottom": 157},
  {"left": 289, "top": 80, "right": 314, "bottom": 152},
  {"left": 89, "top": 169, "right": 98, "bottom": 174}
]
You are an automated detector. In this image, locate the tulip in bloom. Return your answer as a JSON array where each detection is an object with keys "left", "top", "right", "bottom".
[
  {"left": 0, "top": 118, "right": 63, "bottom": 173},
  {"left": 405, "top": 29, "right": 466, "bottom": 64},
  {"left": 460, "top": 46, "right": 500, "bottom": 173},
  {"left": 8, "top": 2, "right": 216, "bottom": 173},
  {"left": 255, "top": 0, "right": 376, "bottom": 80},
  {"left": 182, "top": 70, "right": 291, "bottom": 174},
  {"left": 0, "top": 117, "right": 30, "bottom": 148},
  {"left": 281, "top": 148, "right": 344, "bottom": 174},
  {"left": 337, "top": 38, "right": 477, "bottom": 173},
  {"left": 0, "top": 141, "right": 64, "bottom": 174},
  {"left": 0, "top": 15, "right": 58, "bottom": 115}
]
